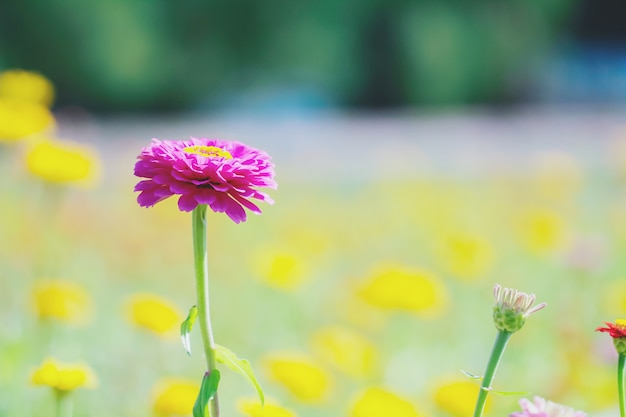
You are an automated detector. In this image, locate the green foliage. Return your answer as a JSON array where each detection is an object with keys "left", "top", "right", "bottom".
[
  {"left": 461, "top": 370, "right": 482, "bottom": 380},
  {"left": 482, "top": 387, "right": 530, "bottom": 396},
  {"left": 180, "top": 305, "right": 198, "bottom": 356},
  {"left": 215, "top": 344, "right": 265, "bottom": 405},
  {"left": 193, "top": 370, "right": 220, "bottom": 417},
  {"left": 0, "top": 0, "right": 575, "bottom": 111}
]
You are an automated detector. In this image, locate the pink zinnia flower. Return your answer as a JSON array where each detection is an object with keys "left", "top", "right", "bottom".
[
  {"left": 509, "top": 397, "right": 586, "bottom": 417},
  {"left": 134, "top": 138, "right": 276, "bottom": 223}
]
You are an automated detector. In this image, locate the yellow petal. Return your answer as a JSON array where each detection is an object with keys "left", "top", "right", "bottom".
[
  {"left": 56, "top": 368, "right": 91, "bottom": 391},
  {"left": 252, "top": 247, "right": 308, "bottom": 291},
  {"left": 153, "top": 378, "right": 199, "bottom": 416},
  {"left": 31, "top": 280, "right": 92, "bottom": 325},
  {"left": 31, "top": 358, "right": 95, "bottom": 391},
  {"left": 263, "top": 353, "right": 331, "bottom": 403},
  {"left": 0, "top": 99, "right": 55, "bottom": 141},
  {"left": 357, "top": 265, "right": 447, "bottom": 316},
  {"left": 31, "top": 359, "right": 60, "bottom": 387},
  {"left": 25, "top": 138, "right": 100, "bottom": 185},
  {"left": 433, "top": 379, "right": 486, "bottom": 417},
  {"left": 237, "top": 398, "right": 296, "bottom": 417},
  {"left": 351, "top": 388, "right": 422, "bottom": 417},
  {"left": 0, "top": 70, "right": 54, "bottom": 107},
  {"left": 126, "top": 293, "right": 181, "bottom": 336}
]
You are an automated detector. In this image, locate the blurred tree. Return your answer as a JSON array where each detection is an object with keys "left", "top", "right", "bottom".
[{"left": 0, "top": 0, "right": 579, "bottom": 112}]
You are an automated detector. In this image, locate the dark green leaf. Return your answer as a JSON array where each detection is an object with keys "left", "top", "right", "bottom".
[{"left": 193, "top": 370, "right": 220, "bottom": 417}]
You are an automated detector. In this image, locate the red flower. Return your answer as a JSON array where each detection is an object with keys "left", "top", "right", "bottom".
[{"left": 596, "top": 320, "right": 626, "bottom": 339}]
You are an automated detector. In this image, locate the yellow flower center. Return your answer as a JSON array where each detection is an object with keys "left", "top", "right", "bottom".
[
  {"left": 184, "top": 145, "right": 232, "bottom": 159},
  {"left": 616, "top": 319, "right": 626, "bottom": 328}
]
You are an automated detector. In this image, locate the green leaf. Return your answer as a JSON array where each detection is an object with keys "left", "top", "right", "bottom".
[
  {"left": 193, "top": 370, "right": 220, "bottom": 417},
  {"left": 215, "top": 344, "right": 265, "bottom": 405},
  {"left": 481, "top": 386, "right": 530, "bottom": 396},
  {"left": 460, "top": 370, "right": 482, "bottom": 380},
  {"left": 180, "top": 305, "right": 198, "bottom": 356}
]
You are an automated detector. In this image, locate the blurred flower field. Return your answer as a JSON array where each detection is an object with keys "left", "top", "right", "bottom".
[{"left": 2, "top": 70, "right": 626, "bottom": 417}]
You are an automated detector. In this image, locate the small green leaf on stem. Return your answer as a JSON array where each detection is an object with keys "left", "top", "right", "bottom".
[
  {"left": 181, "top": 305, "right": 198, "bottom": 356},
  {"left": 215, "top": 344, "right": 265, "bottom": 405},
  {"left": 460, "top": 370, "right": 482, "bottom": 380},
  {"left": 193, "top": 370, "right": 220, "bottom": 417},
  {"left": 482, "top": 387, "right": 530, "bottom": 396}
]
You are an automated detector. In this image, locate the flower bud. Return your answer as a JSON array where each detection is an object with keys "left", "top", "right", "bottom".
[{"left": 492, "top": 284, "right": 546, "bottom": 333}]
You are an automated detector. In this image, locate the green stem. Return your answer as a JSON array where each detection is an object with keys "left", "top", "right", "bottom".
[
  {"left": 192, "top": 205, "right": 219, "bottom": 417},
  {"left": 619, "top": 353, "right": 625, "bottom": 417},
  {"left": 472, "top": 330, "right": 512, "bottom": 417},
  {"left": 54, "top": 390, "right": 73, "bottom": 417}
]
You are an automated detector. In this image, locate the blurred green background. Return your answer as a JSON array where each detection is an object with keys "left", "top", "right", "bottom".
[{"left": 0, "top": 0, "right": 598, "bottom": 113}]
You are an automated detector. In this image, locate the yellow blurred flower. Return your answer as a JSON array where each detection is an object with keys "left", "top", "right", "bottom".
[
  {"left": 126, "top": 293, "right": 181, "bottom": 336},
  {"left": 152, "top": 378, "right": 199, "bottom": 416},
  {"left": 350, "top": 387, "right": 422, "bottom": 417},
  {"left": 0, "top": 69, "right": 54, "bottom": 107},
  {"left": 311, "top": 326, "right": 378, "bottom": 379},
  {"left": 438, "top": 232, "right": 494, "bottom": 281},
  {"left": 357, "top": 265, "right": 447, "bottom": 316},
  {"left": 263, "top": 352, "right": 332, "bottom": 403},
  {"left": 518, "top": 208, "right": 568, "bottom": 255},
  {"left": 432, "top": 379, "right": 486, "bottom": 417},
  {"left": 31, "top": 358, "right": 96, "bottom": 391},
  {"left": 237, "top": 398, "right": 296, "bottom": 417},
  {"left": 0, "top": 98, "right": 55, "bottom": 142},
  {"left": 31, "top": 280, "right": 92, "bottom": 325},
  {"left": 25, "top": 138, "right": 100, "bottom": 185},
  {"left": 251, "top": 247, "right": 307, "bottom": 290}
]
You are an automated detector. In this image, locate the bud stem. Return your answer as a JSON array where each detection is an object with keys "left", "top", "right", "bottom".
[
  {"left": 193, "top": 205, "right": 220, "bottom": 416},
  {"left": 54, "top": 390, "right": 73, "bottom": 417},
  {"left": 619, "top": 353, "right": 625, "bottom": 417},
  {"left": 472, "top": 330, "right": 512, "bottom": 417}
]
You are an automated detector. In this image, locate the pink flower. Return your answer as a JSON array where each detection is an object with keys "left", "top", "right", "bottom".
[
  {"left": 509, "top": 397, "right": 586, "bottom": 417},
  {"left": 134, "top": 138, "right": 276, "bottom": 223}
]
